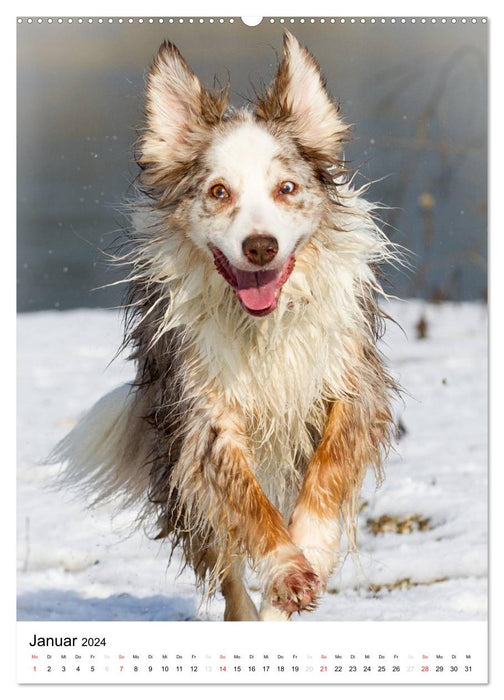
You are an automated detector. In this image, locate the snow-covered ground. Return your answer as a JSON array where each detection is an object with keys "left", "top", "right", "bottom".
[{"left": 16, "top": 300, "right": 487, "bottom": 622}]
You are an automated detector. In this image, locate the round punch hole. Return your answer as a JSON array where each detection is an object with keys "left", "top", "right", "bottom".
[{"left": 241, "top": 16, "right": 263, "bottom": 26}]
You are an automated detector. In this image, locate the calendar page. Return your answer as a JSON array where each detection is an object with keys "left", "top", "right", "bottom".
[{"left": 16, "top": 9, "right": 488, "bottom": 687}]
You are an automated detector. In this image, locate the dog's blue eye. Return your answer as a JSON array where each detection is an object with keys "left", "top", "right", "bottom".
[
  {"left": 210, "top": 184, "right": 230, "bottom": 199},
  {"left": 279, "top": 181, "right": 296, "bottom": 195}
]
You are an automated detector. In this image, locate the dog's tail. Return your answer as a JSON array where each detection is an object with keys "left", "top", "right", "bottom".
[{"left": 49, "top": 383, "right": 151, "bottom": 508}]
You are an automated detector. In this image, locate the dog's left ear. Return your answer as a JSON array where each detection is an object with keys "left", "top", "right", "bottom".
[{"left": 256, "top": 32, "right": 349, "bottom": 161}]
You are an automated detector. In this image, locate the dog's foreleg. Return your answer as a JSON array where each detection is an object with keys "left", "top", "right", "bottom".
[
  {"left": 171, "top": 397, "right": 320, "bottom": 618},
  {"left": 288, "top": 400, "right": 366, "bottom": 589}
]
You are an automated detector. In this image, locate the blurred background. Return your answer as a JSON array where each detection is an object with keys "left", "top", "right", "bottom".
[{"left": 17, "top": 17, "right": 487, "bottom": 312}]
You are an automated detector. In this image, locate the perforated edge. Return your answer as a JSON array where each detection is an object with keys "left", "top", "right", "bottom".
[{"left": 16, "top": 16, "right": 488, "bottom": 25}]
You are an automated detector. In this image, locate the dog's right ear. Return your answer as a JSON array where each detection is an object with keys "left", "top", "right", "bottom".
[
  {"left": 140, "top": 42, "right": 228, "bottom": 176},
  {"left": 144, "top": 41, "right": 202, "bottom": 148}
]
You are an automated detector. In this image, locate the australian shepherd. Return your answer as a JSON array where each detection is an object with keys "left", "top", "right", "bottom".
[{"left": 54, "top": 32, "right": 399, "bottom": 621}]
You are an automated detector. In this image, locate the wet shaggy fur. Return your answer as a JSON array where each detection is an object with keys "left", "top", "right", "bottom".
[{"left": 53, "top": 32, "right": 400, "bottom": 621}]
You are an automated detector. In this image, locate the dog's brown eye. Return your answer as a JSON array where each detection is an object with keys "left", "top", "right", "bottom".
[
  {"left": 279, "top": 181, "right": 296, "bottom": 195},
  {"left": 210, "top": 184, "right": 230, "bottom": 199}
]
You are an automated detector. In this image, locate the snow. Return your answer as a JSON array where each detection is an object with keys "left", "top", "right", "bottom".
[{"left": 16, "top": 300, "right": 487, "bottom": 622}]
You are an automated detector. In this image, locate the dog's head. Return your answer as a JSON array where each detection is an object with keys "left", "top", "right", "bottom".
[{"left": 139, "top": 33, "right": 350, "bottom": 317}]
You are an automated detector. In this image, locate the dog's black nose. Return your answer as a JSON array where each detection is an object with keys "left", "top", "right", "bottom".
[{"left": 242, "top": 234, "right": 279, "bottom": 266}]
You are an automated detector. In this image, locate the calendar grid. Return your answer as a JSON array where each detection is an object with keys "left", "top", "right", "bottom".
[{"left": 17, "top": 621, "right": 487, "bottom": 684}]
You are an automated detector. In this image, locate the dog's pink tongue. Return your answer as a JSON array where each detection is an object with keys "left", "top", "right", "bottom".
[{"left": 234, "top": 269, "right": 278, "bottom": 312}]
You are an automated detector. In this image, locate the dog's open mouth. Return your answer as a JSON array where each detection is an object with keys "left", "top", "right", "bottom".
[{"left": 211, "top": 248, "right": 295, "bottom": 317}]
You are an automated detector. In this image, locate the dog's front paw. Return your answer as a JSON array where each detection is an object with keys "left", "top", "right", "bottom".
[{"left": 268, "top": 552, "right": 321, "bottom": 614}]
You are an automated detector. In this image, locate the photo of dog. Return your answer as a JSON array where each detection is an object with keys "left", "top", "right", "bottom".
[{"left": 51, "top": 32, "right": 400, "bottom": 622}]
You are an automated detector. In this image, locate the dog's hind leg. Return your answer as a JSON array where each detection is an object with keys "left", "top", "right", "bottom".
[
  {"left": 195, "top": 546, "right": 259, "bottom": 621},
  {"left": 221, "top": 560, "right": 259, "bottom": 621}
]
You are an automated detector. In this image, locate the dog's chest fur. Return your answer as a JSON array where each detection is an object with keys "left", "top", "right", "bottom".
[
  {"left": 197, "top": 308, "right": 332, "bottom": 511},
  {"left": 166, "top": 245, "right": 366, "bottom": 514}
]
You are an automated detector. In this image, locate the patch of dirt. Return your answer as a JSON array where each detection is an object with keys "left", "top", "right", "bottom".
[{"left": 366, "top": 513, "right": 432, "bottom": 535}]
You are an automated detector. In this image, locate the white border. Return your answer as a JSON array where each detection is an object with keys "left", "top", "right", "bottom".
[{"left": 6, "top": 2, "right": 500, "bottom": 698}]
